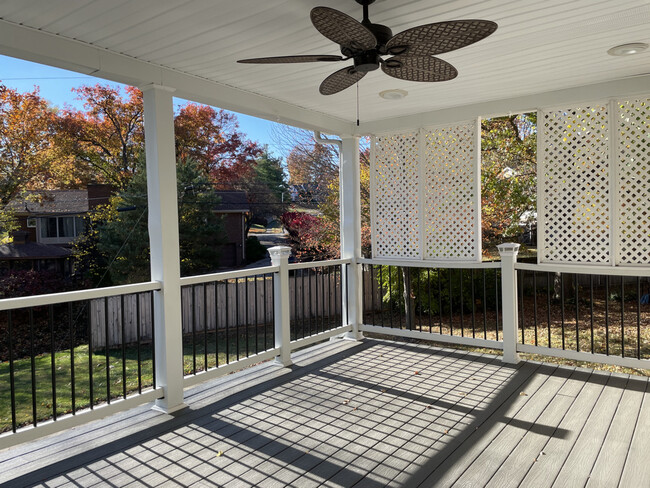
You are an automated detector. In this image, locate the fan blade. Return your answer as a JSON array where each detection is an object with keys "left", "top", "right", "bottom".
[
  {"left": 311, "top": 7, "right": 376, "bottom": 52},
  {"left": 386, "top": 20, "right": 497, "bottom": 56},
  {"left": 381, "top": 55, "right": 458, "bottom": 82},
  {"left": 320, "top": 66, "right": 366, "bottom": 95},
  {"left": 238, "top": 55, "right": 344, "bottom": 64}
]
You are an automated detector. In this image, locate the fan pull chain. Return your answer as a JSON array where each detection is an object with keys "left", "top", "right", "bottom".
[{"left": 356, "top": 81, "right": 360, "bottom": 126}]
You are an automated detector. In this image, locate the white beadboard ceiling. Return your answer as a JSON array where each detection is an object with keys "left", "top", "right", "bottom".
[{"left": 0, "top": 0, "right": 649, "bottom": 133}]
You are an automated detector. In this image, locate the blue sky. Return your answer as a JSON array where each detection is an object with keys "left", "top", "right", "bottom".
[{"left": 0, "top": 54, "right": 287, "bottom": 158}]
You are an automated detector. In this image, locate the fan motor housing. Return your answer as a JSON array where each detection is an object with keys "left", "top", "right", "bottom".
[{"left": 353, "top": 51, "right": 381, "bottom": 72}]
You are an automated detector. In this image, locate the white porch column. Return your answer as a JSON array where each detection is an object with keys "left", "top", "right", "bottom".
[
  {"left": 269, "top": 246, "right": 293, "bottom": 367},
  {"left": 340, "top": 135, "right": 363, "bottom": 339},
  {"left": 498, "top": 243, "right": 521, "bottom": 364},
  {"left": 141, "top": 84, "right": 186, "bottom": 412}
]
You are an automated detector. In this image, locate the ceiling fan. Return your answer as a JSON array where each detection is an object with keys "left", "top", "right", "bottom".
[{"left": 237, "top": 0, "right": 497, "bottom": 95}]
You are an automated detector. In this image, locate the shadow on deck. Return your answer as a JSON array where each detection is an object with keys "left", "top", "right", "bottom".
[{"left": 1, "top": 337, "right": 649, "bottom": 487}]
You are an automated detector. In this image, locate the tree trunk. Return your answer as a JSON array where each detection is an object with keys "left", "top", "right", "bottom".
[{"left": 402, "top": 267, "right": 415, "bottom": 330}]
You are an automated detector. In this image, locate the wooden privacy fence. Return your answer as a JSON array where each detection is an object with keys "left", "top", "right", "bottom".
[{"left": 90, "top": 270, "right": 362, "bottom": 347}]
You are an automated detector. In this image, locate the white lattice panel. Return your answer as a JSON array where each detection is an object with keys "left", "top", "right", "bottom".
[
  {"left": 540, "top": 104, "right": 611, "bottom": 264},
  {"left": 616, "top": 97, "right": 650, "bottom": 265},
  {"left": 422, "top": 123, "right": 480, "bottom": 260},
  {"left": 371, "top": 132, "right": 421, "bottom": 259}
]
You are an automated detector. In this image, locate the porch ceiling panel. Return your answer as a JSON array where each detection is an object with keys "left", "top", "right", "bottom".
[{"left": 0, "top": 0, "right": 649, "bottom": 133}]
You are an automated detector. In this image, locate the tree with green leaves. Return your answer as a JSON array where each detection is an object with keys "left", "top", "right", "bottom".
[{"left": 74, "top": 158, "right": 225, "bottom": 286}]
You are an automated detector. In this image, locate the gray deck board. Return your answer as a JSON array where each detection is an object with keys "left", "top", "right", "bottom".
[
  {"left": 619, "top": 378, "right": 650, "bottom": 487},
  {"left": 0, "top": 338, "right": 648, "bottom": 488},
  {"left": 585, "top": 375, "right": 648, "bottom": 488}
]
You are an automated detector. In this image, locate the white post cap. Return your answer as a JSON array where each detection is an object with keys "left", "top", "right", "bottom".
[{"left": 497, "top": 242, "right": 521, "bottom": 256}]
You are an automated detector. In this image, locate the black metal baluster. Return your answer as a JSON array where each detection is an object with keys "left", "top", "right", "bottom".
[
  {"left": 519, "top": 270, "right": 525, "bottom": 344},
  {"left": 533, "top": 271, "right": 538, "bottom": 346},
  {"left": 245, "top": 277, "right": 250, "bottom": 358},
  {"left": 121, "top": 295, "right": 127, "bottom": 398},
  {"left": 69, "top": 302, "right": 76, "bottom": 414},
  {"left": 345, "top": 264, "right": 349, "bottom": 326},
  {"left": 370, "top": 266, "right": 375, "bottom": 327},
  {"left": 314, "top": 267, "right": 320, "bottom": 333},
  {"left": 151, "top": 292, "right": 156, "bottom": 389},
  {"left": 321, "top": 267, "right": 326, "bottom": 332},
  {"left": 428, "top": 269, "right": 432, "bottom": 333},
  {"left": 264, "top": 275, "right": 269, "bottom": 351},
  {"left": 495, "top": 270, "right": 500, "bottom": 342},
  {"left": 292, "top": 269, "right": 297, "bottom": 339},
  {"left": 547, "top": 273, "right": 552, "bottom": 348},
  {"left": 621, "top": 276, "right": 625, "bottom": 358},
  {"left": 388, "top": 266, "right": 393, "bottom": 328},
  {"left": 236, "top": 278, "right": 240, "bottom": 361},
  {"left": 328, "top": 266, "right": 333, "bottom": 330},
  {"left": 302, "top": 268, "right": 306, "bottom": 337},
  {"left": 272, "top": 273, "right": 277, "bottom": 346},
  {"left": 29, "top": 308, "right": 37, "bottom": 426},
  {"left": 560, "top": 273, "right": 566, "bottom": 350},
  {"left": 482, "top": 269, "right": 487, "bottom": 340},
  {"left": 8, "top": 311, "right": 17, "bottom": 432},
  {"left": 88, "top": 301, "right": 94, "bottom": 408},
  {"left": 471, "top": 269, "right": 476, "bottom": 338},
  {"left": 309, "top": 268, "right": 314, "bottom": 335},
  {"left": 637, "top": 277, "right": 641, "bottom": 359},
  {"left": 215, "top": 283, "right": 220, "bottom": 366},
  {"left": 104, "top": 297, "right": 110, "bottom": 404},
  {"left": 255, "top": 276, "right": 260, "bottom": 355},
  {"left": 575, "top": 274, "right": 579, "bottom": 352},
  {"left": 225, "top": 280, "right": 230, "bottom": 364},
  {"left": 204, "top": 284, "right": 208, "bottom": 369},
  {"left": 449, "top": 269, "right": 454, "bottom": 335},
  {"left": 590, "top": 276, "right": 594, "bottom": 354},
  {"left": 192, "top": 285, "right": 197, "bottom": 374},
  {"left": 379, "top": 266, "right": 384, "bottom": 327},
  {"left": 605, "top": 276, "right": 610, "bottom": 355},
  {"left": 136, "top": 294, "right": 142, "bottom": 394},
  {"left": 49, "top": 304, "right": 57, "bottom": 421},
  {"left": 458, "top": 269, "right": 464, "bottom": 337},
  {"left": 438, "top": 269, "right": 443, "bottom": 334}
]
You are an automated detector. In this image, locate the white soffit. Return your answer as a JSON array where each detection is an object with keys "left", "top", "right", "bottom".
[{"left": 0, "top": 0, "right": 649, "bottom": 134}]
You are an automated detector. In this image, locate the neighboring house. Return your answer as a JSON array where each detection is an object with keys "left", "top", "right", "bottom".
[
  {"left": 213, "top": 191, "right": 250, "bottom": 268},
  {"left": 0, "top": 184, "right": 112, "bottom": 277},
  {"left": 0, "top": 186, "right": 250, "bottom": 275}
]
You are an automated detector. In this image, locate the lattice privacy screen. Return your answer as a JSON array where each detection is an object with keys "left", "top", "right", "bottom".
[
  {"left": 617, "top": 98, "right": 650, "bottom": 265},
  {"left": 371, "top": 121, "right": 481, "bottom": 261},
  {"left": 539, "top": 96, "right": 650, "bottom": 265}
]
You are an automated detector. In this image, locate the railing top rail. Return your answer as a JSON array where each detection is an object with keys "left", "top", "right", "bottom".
[
  {"left": 515, "top": 262, "right": 650, "bottom": 277},
  {"left": 358, "top": 258, "right": 502, "bottom": 269},
  {"left": 288, "top": 258, "right": 351, "bottom": 271},
  {"left": 179, "top": 265, "right": 279, "bottom": 286},
  {"left": 0, "top": 281, "right": 162, "bottom": 312}
]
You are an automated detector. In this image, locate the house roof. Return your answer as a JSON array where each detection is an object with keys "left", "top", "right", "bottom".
[
  {"left": 0, "top": 242, "right": 72, "bottom": 260},
  {"left": 5, "top": 190, "right": 89, "bottom": 216},
  {"left": 0, "top": 1, "right": 648, "bottom": 134},
  {"left": 214, "top": 191, "right": 250, "bottom": 214}
]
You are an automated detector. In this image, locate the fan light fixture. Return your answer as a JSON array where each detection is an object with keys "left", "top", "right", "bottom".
[
  {"left": 607, "top": 43, "right": 648, "bottom": 56},
  {"left": 238, "top": 0, "right": 497, "bottom": 95},
  {"left": 379, "top": 89, "right": 408, "bottom": 100}
]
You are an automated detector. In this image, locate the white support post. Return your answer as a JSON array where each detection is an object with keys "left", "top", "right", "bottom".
[
  {"left": 340, "top": 135, "right": 363, "bottom": 340},
  {"left": 498, "top": 243, "right": 521, "bottom": 364},
  {"left": 141, "top": 84, "right": 186, "bottom": 413},
  {"left": 268, "top": 246, "right": 293, "bottom": 367}
]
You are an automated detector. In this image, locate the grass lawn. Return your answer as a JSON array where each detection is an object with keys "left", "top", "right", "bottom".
[{"left": 0, "top": 325, "right": 275, "bottom": 433}]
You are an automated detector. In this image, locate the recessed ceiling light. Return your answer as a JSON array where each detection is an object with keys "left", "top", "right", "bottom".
[
  {"left": 379, "top": 89, "right": 408, "bottom": 100},
  {"left": 607, "top": 43, "right": 649, "bottom": 56}
]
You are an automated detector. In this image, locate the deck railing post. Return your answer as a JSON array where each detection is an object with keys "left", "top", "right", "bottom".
[
  {"left": 269, "top": 246, "right": 293, "bottom": 367},
  {"left": 498, "top": 243, "right": 521, "bottom": 364},
  {"left": 142, "top": 84, "right": 186, "bottom": 413},
  {"left": 340, "top": 135, "right": 364, "bottom": 339}
]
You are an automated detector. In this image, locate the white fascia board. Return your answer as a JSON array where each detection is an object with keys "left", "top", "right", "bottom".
[
  {"left": 0, "top": 20, "right": 354, "bottom": 135},
  {"left": 358, "top": 74, "right": 650, "bottom": 135}
]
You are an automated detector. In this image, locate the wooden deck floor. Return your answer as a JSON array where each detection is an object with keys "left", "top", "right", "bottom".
[{"left": 1, "top": 337, "right": 649, "bottom": 487}]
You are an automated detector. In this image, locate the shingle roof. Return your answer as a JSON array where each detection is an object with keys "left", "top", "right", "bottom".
[
  {"left": 5, "top": 190, "right": 88, "bottom": 215},
  {"left": 213, "top": 191, "right": 250, "bottom": 213},
  {"left": 0, "top": 242, "right": 72, "bottom": 259}
]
